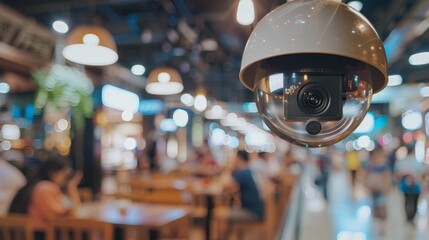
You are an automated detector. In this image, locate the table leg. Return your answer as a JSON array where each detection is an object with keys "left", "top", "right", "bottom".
[
  {"left": 205, "top": 195, "right": 214, "bottom": 240},
  {"left": 149, "top": 230, "right": 160, "bottom": 240}
]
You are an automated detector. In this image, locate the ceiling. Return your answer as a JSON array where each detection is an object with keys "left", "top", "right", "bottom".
[{"left": 1, "top": 0, "right": 428, "bottom": 103}]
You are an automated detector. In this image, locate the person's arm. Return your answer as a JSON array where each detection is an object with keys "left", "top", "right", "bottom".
[{"left": 65, "top": 171, "right": 83, "bottom": 209}]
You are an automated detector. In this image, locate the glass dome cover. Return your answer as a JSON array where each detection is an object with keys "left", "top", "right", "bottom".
[{"left": 239, "top": 0, "right": 388, "bottom": 147}]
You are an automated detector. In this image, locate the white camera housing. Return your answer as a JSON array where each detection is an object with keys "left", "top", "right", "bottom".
[{"left": 239, "top": 0, "right": 388, "bottom": 147}]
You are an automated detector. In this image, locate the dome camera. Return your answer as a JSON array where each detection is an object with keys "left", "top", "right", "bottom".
[{"left": 239, "top": 0, "right": 388, "bottom": 147}]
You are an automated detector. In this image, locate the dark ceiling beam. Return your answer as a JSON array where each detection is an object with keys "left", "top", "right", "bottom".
[
  {"left": 16, "top": 0, "right": 153, "bottom": 14},
  {"left": 171, "top": 0, "right": 194, "bottom": 24}
]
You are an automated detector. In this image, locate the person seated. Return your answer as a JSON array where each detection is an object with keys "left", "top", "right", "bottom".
[
  {"left": 9, "top": 157, "right": 82, "bottom": 240},
  {"left": 216, "top": 150, "right": 265, "bottom": 238},
  {"left": 0, "top": 153, "right": 26, "bottom": 216}
]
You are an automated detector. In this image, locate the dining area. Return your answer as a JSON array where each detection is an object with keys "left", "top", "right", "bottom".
[{"left": 0, "top": 150, "right": 299, "bottom": 240}]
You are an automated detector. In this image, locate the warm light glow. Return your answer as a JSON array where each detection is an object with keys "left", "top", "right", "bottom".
[
  {"left": 353, "top": 113, "right": 374, "bottom": 133},
  {"left": 83, "top": 34, "right": 100, "bottom": 45},
  {"left": 52, "top": 20, "right": 69, "bottom": 34},
  {"left": 387, "top": 75, "right": 402, "bottom": 86},
  {"left": 357, "top": 135, "right": 371, "bottom": 148},
  {"left": 409, "top": 52, "right": 429, "bottom": 65},
  {"left": 236, "top": 0, "right": 255, "bottom": 26},
  {"left": 0, "top": 82, "right": 10, "bottom": 94},
  {"left": 131, "top": 64, "right": 146, "bottom": 75},
  {"left": 402, "top": 111, "right": 422, "bottom": 130},
  {"left": 211, "top": 128, "right": 226, "bottom": 146},
  {"left": 121, "top": 111, "right": 134, "bottom": 122},
  {"left": 146, "top": 82, "right": 183, "bottom": 95},
  {"left": 2, "top": 124, "right": 20, "bottom": 140},
  {"left": 205, "top": 105, "right": 227, "bottom": 119},
  {"left": 420, "top": 86, "right": 429, "bottom": 97},
  {"left": 102, "top": 85, "right": 139, "bottom": 113},
  {"left": 158, "top": 72, "right": 171, "bottom": 83},
  {"left": 167, "top": 137, "right": 178, "bottom": 159},
  {"left": 124, "top": 138, "right": 137, "bottom": 150},
  {"left": 55, "top": 119, "right": 69, "bottom": 132},
  {"left": 194, "top": 94, "right": 208, "bottom": 112},
  {"left": 172, "top": 109, "right": 189, "bottom": 127},
  {"left": 1, "top": 141, "right": 11, "bottom": 150},
  {"left": 180, "top": 94, "right": 194, "bottom": 106},
  {"left": 63, "top": 45, "right": 118, "bottom": 66},
  {"left": 347, "top": 1, "right": 363, "bottom": 12}
]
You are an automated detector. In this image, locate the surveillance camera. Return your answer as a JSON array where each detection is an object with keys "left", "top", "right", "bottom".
[{"left": 239, "top": 0, "right": 388, "bottom": 147}]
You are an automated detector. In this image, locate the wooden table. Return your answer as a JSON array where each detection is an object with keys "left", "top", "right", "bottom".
[
  {"left": 75, "top": 201, "right": 189, "bottom": 240},
  {"left": 126, "top": 176, "right": 236, "bottom": 240}
]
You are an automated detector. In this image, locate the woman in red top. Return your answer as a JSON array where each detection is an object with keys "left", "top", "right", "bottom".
[{"left": 28, "top": 157, "right": 82, "bottom": 240}]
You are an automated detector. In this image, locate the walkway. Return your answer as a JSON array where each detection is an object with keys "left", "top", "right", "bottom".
[{"left": 299, "top": 168, "right": 429, "bottom": 240}]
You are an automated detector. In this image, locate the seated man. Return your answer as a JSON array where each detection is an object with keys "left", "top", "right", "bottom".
[{"left": 216, "top": 150, "right": 265, "bottom": 238}]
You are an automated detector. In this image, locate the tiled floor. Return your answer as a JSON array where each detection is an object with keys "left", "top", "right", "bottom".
[{"left": 299, "top": 167, "right": 429, "bottom": 240}]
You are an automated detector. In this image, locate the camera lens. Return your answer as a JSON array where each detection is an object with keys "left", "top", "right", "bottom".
[{"left": 298, "top": 83, "right": 330, "bottom": 115}]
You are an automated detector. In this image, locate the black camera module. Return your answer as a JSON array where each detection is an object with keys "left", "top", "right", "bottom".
[
  {"left": 284, "top": 74, "right": 343, "bottom": 121},
  {"left": 298, "top": 83, "right": 330, "bottom": 115}
]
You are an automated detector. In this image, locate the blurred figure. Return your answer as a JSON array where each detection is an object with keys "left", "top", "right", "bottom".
[
  {"left": 0, "top": 152, "right": 26, "bottom": 216},
  {"left": 395, "top": 146, "right": 424, "bottom": 226},
  {"left": 9, "top": 157, "right": 82, "bottom": 240},
  {"left": 314, "top": 148, "right": 331, "bottom": 201},
  {"left": 346, "top": 150, "right": 361, "bottom": 187},
  {"left": 364, "top": 146, "right": 390, "bottom": 234},
  {"left": 399, "top": 174, "right": 421, "bottom": 225},
  {"left": 217, "top": 150, "right": 265, "bottom": 239}
]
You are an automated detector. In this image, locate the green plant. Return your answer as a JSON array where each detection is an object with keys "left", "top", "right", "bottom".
[{"left": 33, "top": 64, "right": 94, "bottom": 129}]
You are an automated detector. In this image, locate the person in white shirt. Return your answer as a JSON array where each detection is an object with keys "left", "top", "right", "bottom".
[{"left": 0, "top": 156, "right": 26, "bottom": 216}]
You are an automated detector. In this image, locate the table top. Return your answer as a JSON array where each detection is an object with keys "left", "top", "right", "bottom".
[
  {"left": 75, "top": 201, "right": 188, "bottom": 228},
  {"left": 129, "top": 177, "right": 228, "bottom": 196}
]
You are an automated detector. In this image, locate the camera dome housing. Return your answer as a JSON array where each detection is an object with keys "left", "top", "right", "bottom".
[{"left": 240, "top": 0, "right": 388, "bottom": 147}]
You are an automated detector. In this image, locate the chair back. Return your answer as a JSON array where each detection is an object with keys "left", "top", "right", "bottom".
[
  {"left": 262, "top": 183, "right": 277, "bottom": 238},
  {"left": 46, "top": 218, "right": 112, "bottom": 240},
  {"left": 0, "top": 214, "right": 33, "bottom": 240}
]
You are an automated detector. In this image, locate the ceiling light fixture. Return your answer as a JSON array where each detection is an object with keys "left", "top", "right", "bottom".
[
  {"left": 146, "top": 67, "right": 184, "bottom": 95},
  {"left": 52, "top": 20, "right": 69, "bottom": 34},
  {"left": 131, "top": 64, "right": 146, "bottom": 75},
  {"left": 387, "top": 75, "right": 402, "bottom": 86},
  {"left": 409, "top": 52, "right": 429, "bottom": 65},
  {"left": 62, "top": 25, "right": 118, "bottom": 66},
  {"left": 236, "top": 0, "right": 255, "bottom": 26}
]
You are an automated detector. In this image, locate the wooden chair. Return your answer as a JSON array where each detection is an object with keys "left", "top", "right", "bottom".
[
  {"left": 46, "top": 218, "right": 113, "bottom": 240},
  {"left": 0, "top": 214, "right": 33, "bottom": 240},
  {"left": 275, "top": 172, "right": 298, "bottom": 229}
]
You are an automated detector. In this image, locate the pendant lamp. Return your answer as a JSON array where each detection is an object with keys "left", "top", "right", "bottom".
[
  {"left": 145, "top": 67, "right": 184, "bottom": 95},
  {"left": 62, "top": 25, "right": 118, "bottom": 66}
]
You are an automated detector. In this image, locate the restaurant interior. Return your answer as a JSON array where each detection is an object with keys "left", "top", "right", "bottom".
[{"left": 1, "top": 0, "right": 429, "bottom": 240}]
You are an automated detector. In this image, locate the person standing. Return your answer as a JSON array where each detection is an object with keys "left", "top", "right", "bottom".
[
  {"left": 364, "top": 146, "right": 390, "bottom": 234},
  {"left": 399, "top": 174, "right": 421, "bottom": 225},
  {"left": 395, "top": 145, "right": 424, "bottom": 226},
  {"left": 0, "top": 154, "right": 26, "bottom": 216}
]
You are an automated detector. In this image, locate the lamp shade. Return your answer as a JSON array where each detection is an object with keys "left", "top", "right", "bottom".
[
  {"left": 145, "top": 67, "right": 184, "bottom": 95},
  {"left": 62, "top": 25, "right": 118, "bottom": 66}
]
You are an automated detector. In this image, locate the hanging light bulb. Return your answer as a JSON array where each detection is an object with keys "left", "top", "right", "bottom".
[{"left": 236, "top": 0, "right": 255, "bottom": 26}]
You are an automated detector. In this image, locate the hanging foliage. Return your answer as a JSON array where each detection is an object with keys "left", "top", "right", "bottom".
[{"left": 33, "top": 64, "right": 94, "bottom": 129}]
